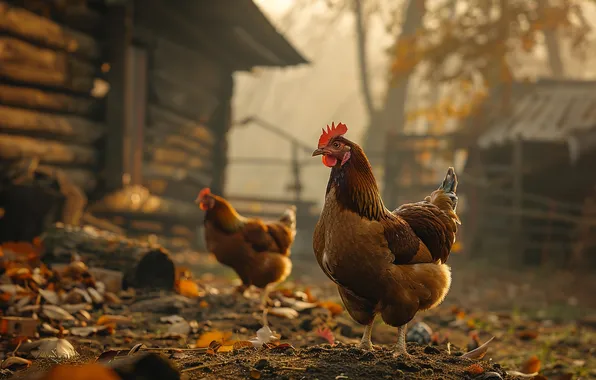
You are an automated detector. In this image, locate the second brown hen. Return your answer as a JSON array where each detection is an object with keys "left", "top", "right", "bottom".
[{"left": 196, "top": 188, "right": 296, "bottom": 305}]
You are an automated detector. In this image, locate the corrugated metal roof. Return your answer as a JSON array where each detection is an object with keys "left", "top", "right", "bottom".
[{"left": 474, "top": 79, "right": 596, "bottom": 148}]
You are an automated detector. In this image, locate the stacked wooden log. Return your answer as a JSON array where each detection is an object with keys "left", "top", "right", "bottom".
[
  {"left": 41, "top": 223, "right": 176, "bottom": 290},
  {"left": 0, "top": 1, "right": 105, "bottom": 193}
]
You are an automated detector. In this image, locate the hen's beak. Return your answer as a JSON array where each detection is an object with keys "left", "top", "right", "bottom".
[{"left": 312, "top": 148, "right": 325, "bottom": 157}]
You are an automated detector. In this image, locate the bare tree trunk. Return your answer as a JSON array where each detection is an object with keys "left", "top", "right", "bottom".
[
  {"left": 353, "top": 0, "right": 375, "bottom": 118},
  {"left": 364, "top": 0, "right": 426, "bottom": 160},
  {"left": 538, "top": 0, "right": 565, "bottom": 78}
]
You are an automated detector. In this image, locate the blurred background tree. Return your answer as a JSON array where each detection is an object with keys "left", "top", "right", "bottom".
[{"left": 391, "top": 0, "right": 595, "bottom": 130}]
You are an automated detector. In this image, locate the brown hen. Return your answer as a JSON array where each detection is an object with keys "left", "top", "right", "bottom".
[
  {"left": 196, "top": 188, "right": 296, "bottom": 305},
  {"left": 311, "top": 122, "right": 460, "bottom": 357}
]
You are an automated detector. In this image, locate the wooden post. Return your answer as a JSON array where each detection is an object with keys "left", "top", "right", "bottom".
[
  {"left": 290, "top": 142, "right": 302, "bottom": 202},
  {"left": 104, "top": 3, "right": 133, "bottom": 191},
  {"left": 512, "top": 137, "right": 524, "bottom": 264}
]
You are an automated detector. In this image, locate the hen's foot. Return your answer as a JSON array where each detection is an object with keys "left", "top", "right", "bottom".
[
  {"left": 358, "top": 342, "right": 381, "bottom": 351},
  {"left": 392, "top": 349, "right": 413, "bottom": 359}
]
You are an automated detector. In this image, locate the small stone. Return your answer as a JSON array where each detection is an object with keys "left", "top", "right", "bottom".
[
  {"left": 395, "top": 370, "right": 405, "bottom": 378},
  {"left": 406, "top": 322, "right": 432, "bottom": 345}
]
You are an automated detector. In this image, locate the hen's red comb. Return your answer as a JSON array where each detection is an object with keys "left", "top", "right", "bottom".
[
  {"left": 318, "top": 122, "right": 348, "bottom": 148},
  {"left": 198, "top": 188, "right": 211, "bottom": 199}
]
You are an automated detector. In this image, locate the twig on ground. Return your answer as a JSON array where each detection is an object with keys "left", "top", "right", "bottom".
[
  {"left": 279, "top": 366, "right": 307, "bottom": 371},
  {"left": 181, "top": 358, "right": 236, "bottom": 373}
]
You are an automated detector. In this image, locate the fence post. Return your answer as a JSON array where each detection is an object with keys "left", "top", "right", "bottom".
[
  {"left": 512, "top": 137, "right": 524, "bottom": 264},
  {"left": 290, "top": 142, "right": 303, "bottom": 203}
]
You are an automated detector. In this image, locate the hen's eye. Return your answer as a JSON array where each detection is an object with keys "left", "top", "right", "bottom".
[{"left": 333, "top": 142, "right": 340, "bottom": 148}]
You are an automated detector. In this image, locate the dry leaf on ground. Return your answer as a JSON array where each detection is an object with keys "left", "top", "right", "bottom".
[
  {"left": 521, "top": 355, "right": 541, "bottom": 374},
  {"left": 97, "top": 315, "right": 132, "bottom": 326},
  {"left": 317, "top": 301, "right": 344, "bottom": 317},
  {"left": 177, "top": 279, "right": 202, "bottom": 298},
  {"left": 196, "top": 330, "right": 234, "bottom": 348}
]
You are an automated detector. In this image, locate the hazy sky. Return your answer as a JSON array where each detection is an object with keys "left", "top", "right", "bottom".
[{"left": 226, "top": 0, "right": 393, "bottom": 206}]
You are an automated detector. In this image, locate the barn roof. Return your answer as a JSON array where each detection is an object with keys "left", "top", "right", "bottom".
[
  {"left": 132, "top": 0, "right": 309, "bottom": 71},
  {"left": 211, "top": 0, "right": 309, "bottom": 68},
  {"left": 463, "top": 79, "right": 596, "bottom": 150}
]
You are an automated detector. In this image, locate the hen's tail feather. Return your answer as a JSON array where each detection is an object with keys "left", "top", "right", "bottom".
[
  {"left": 279, "top": 205, "right": 297, "bottom": 239},
  {"left": 437, "top": 167, "right": 459, "bottom": 212},
  {"left": 426, "top": 167, "right": 460, "bottom": 226},
  {"left": 439, "top": 167, "right": 458, "bottom": 194}
]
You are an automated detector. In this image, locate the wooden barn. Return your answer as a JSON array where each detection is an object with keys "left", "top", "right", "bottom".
[
  {"left": 0, "top": 0, "right": 307, "bottom": 248},
  {"left": 454, "top": 79, "right": 596, "bottom": 268}
]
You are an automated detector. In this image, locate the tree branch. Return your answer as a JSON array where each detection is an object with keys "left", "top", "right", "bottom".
[{"left": 353, "top": 0, "right": 376, "bottom": 118}]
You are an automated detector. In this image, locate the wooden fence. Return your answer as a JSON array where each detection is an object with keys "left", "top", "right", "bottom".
[{"left": 462, "top": 176, "right": 594, "bottom": 268}]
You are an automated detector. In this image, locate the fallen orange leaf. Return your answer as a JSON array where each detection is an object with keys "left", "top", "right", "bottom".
[
  {"left": 464, "top": 364, "right": 484, "bottom": 375},
  {"left": 177, "top": 279, "right": 201, "bottom": 298},
  {"left": 39, "top": 363, "right": 120, "bottom": 380},
  {"left": 521, "top": 355, "right": 541, "bottom": 374},
  {"left": 196, "top": 330, "right": 234, "bottom": 348},
  {"left": 304, "top": 287, "right": 317, "bottom": 303},
  {"left": 97, "top": 315, "right": 132, "bottom": 326},
  {"left": 317, "top": 301, "right": 344, "bottom": 317}
]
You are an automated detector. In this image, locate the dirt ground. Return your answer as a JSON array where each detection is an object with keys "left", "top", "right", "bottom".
[{"left": 2, "top": 251, "right": 596, "bottom": 380}]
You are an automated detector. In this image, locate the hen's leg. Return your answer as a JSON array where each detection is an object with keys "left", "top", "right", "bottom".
[
  {"left": 393, "top": 324, "right": 412, "bottom": 358},
  {"left": 360, "top": 321, "right": 374, "bottom": 350},
  {"left": 337, "top": 286, "right": 377, "bottom": 349},
  {"left": 260, "top": 284, "right": 274, "bottom": 308}
]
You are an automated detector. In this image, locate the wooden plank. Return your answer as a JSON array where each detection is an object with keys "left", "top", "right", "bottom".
[
  {"left": 0, "top": 2, "right": 100, "bottom": 60},
  {"left": 146, "top": 133, "right": 212, "bottom": 159},
  {"left": 0, "top": 84, "right": 98, "bottom": 116},
  {"left": 152, "top": 37, "right": 224, "bottom": 91},
  {"left": 150, "top": 72, "right": 221, "bottom": 123},
  {"left": 146, "top": 147, "right": 211, "bottom": 171},
  {"left": 0, "top": 104, "right": 104, "bottom": 143},
  {"left": 0, "top": 36, "right": 95, "bottom": 93},
  {"left": 52, "top": 3, "right": 103, "bottom": 35},
  {"left": 103, "top": 3, "right": 131, "bottom": 190},
  {"left": 135, "top": 1, "right": 237, "bottom": 71},
  {"left": 147, "top": 104, "right": 215, "bottom": 145},
  {"left": 143, "top": 163, "right": 212, "bottom": 187},
  {"left": 0, "top": 133, "right": 96, "bottom": 165},
  {"left": 144, "top": 177, "right": 208, "bottom": 202}
]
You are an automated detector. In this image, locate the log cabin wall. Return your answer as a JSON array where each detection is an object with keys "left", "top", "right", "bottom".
[
  {"left": 0, "top": 1, "right": 106, "bottom": 195},
  {"left": 139, "top": 36, "right": 231, "bottom": 200},
  {"left": 84, "top": 1, "right": 238, "bottom": 249}
]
